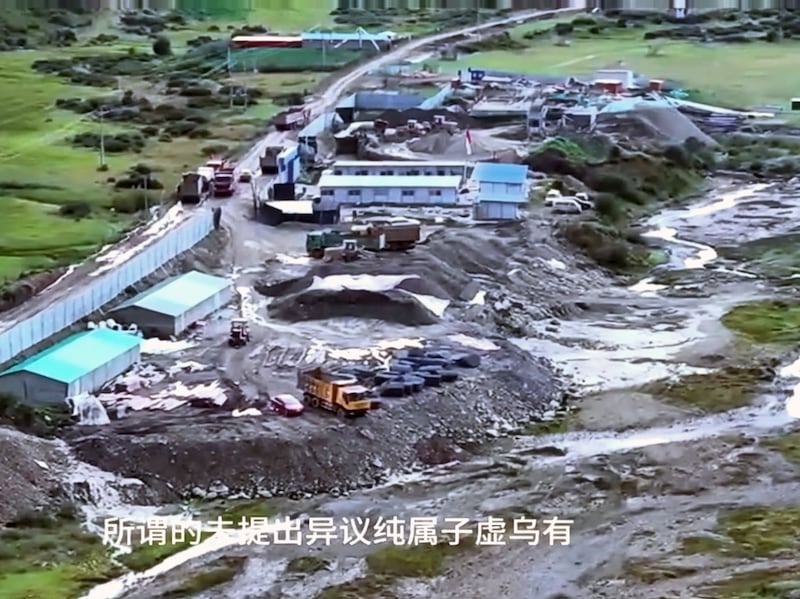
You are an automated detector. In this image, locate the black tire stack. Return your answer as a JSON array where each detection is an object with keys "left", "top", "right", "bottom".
[{"left": 374, "top": 347, "right": 481, "bottom": 398}]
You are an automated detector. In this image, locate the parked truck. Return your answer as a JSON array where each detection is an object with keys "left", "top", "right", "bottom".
[
  {"left": 297, "top": 367, "right": 373, "bottom": 417},
  {"left": 176, "top": 172, "right": 205, "bottom": 204},
  {"left": 260, "top": 147, "right": 282, "bottom": 175},
  {"left": 212, "top": 165, "right": 236, "bottom": 197},
  {"left": 350, "top": 218, "right": 421, "bottom": 251},
  {"left": 305, "top": 219, "right": 421, "bottom": 258},
  {"left": 306, "top": 228, "right": 346, "bottom": 258}
]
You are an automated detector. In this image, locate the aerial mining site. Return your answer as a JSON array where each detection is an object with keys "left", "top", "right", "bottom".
[{"left": 2, "top": 4, "right": 800, "bottom": 599}]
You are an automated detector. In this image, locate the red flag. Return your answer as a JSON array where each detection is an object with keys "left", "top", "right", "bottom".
[{"left": 465, "top": 130, "right": 473, "bottom": 156}]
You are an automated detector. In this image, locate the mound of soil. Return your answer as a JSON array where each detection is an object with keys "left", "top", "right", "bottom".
[
  {"left": 0, "top": 427, "right": 70, "bottom": 525},
  {"left": 376, "top": 107, "right": 475, "bottom": 129},
  {"left": 269, "top": 288, "right": 441, "bottom": 325},
  {"left": 597, "top": 105, "right": 716, "bottom": 146},
  {"left": 65, "top": 344, "right": 562, "bottom": 501}
]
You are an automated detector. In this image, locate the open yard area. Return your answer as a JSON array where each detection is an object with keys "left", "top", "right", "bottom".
[{"left": 440, "top": 26, "right": 800, "bottom": 110}]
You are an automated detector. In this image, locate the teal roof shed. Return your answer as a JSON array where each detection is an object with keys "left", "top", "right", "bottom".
[
  {"left": 0, "top": 328, "right": 141, "bottom": 406},
  {"left": 110, "top": 270, "right": 233, "bottom": 337}
]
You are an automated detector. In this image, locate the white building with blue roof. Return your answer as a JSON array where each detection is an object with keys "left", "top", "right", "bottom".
[
  {"left": 110, "top": 271, "right": 233, "bottom": 338},
  {"left": 471, "top": 162, "right": 529, "bottom": 220},
  {"left": 0, "top": 328, "right": 141, "bottom": 406}
]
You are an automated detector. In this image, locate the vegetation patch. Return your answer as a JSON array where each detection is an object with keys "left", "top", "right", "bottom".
[
  {"left": 163, "top": 556, "right": 245, "bottom": 598},
  {"left": 119, "top": 530, "right": 213, "bottom": 572},
  {"left": 702, "top": 567, "right": 800, "bottom": 599},
  {"left": 526, "top": 137, "right": 707, "bottom": 270},
  {"left": 722, "top": 300, "right": 800, "bottom": 344},
  {"left": 366, "top": 541, "right": 474, "bottom": 578},
  {"left": 286, "top": 555, "right": 330, "bottom": 574},
  {"left": 0, "top": 508, "right": 121, "bottom": 599},
  {"left": 718, "top": 235, "right": 800, "bottom": 282},
  {"left": 315, "top": 574, "right": 397, "bottom": 599},
  {"left": 679, "top": 506, "right": 800, "bottom": 559},
  {"left": 623, "top": 559, "right": 699, "bottom": 584},
  {"left": 640, "top": 366, "right": 769, "bottom": 413},
  {"left": 763, "top": 433, "right": 800, "bottom": 467}
]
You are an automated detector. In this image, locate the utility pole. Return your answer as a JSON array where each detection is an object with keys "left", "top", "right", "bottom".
[
  {"left": 322, "top": 31, "right": 327, "bottom": 68},
  {"left": 227, "top": 45, "right": 233, "bottom": 109},
  {"left": 98, "top": 109, "right": 106, "bottom": 169}
]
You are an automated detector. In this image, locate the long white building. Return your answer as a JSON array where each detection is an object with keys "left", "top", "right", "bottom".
[
  {"left": 331, "top": 160, "right": 466, "bottom": 177},
  {"left": 317, "top": 174, "right": 462, "bottom": 210}
]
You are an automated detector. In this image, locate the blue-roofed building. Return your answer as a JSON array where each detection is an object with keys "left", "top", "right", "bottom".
[
  {"left": 0, "top": 328, "right": 141, "bottom": 406},
  {"left": 111, "top": 271, "right": 233, "bottom": 338},
  {"left": 471, "top": 162, "right": 529, "bottom": 220}
]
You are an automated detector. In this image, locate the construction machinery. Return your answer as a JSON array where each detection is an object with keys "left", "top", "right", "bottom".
[
  {"left": 306, "top": 228, "right": 346, "bottom": 258},
  {"left": 305, "top": 219, "right": 421, "bottom": 258},
  {"left": 323, "top": 239, "right": 359, "bottom": 263},
  {"left": 260, "top": 147, "right": 282, "bottom": 175},
  {"left": 228, "top": 318, "right": 251, "bottom": 348},
  {"left": 297, "top": 367, "right": 373, "bottom": 417}
]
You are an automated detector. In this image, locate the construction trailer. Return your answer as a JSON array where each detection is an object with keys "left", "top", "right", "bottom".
[
  {"left": 0, "top": 328, "right": 141, "bottom": 406},
  {"left": 316, "top": 174, "right": 463, "bottom": 210},
  {"left": 110, "top": 271, "right": 233, "bottom": 338}
]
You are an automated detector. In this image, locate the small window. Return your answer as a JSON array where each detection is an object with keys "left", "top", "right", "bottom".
[
  {"left": 437, "top": 169, "right": 446, "bottom": 176},
  {"left": 401, "top": 190, "right": 414, "bottom": 197},
  {"left": 321, "top": 190, "right": 334, "bottom": 196},
  {"left": 424, "top": 171, "right": 434, "bottom": 176},
  {"left": 333, "top": 170, "right": 342, "bottom": 175},
  {"left": 348, "top": 190, "right": 361, "bottom": 197},
  {"left": 380, "top": 170, "right": 393, "bottom": 176},
  {"left": 431, "top": 190, "right": 442, "bottom": 196},
  {"left": 356, "top": 169, "right": 368, "bottom": 176},
  {"left": 408, "top": 170, "right": 420, "bottom": 176}
]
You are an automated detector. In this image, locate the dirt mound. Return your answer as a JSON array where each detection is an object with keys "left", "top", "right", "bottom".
[
  {"left": 598, "top": 105, "right": 716, "bottom": 146},
  {"left": 66, "top": 344, "right": 562, "bottom": 501},
  {"left": 0, "top": 427, "right": 70, "bottom": 525},
  {"left": 269, "top": 288, "right": 441, "bottom": 325}
]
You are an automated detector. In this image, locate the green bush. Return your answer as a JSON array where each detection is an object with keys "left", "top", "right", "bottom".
[
  {"left": 152, "top": 35, "right": 171, "bottom": 56},
  {"left": 594, "top": 193, "right": 624, "bottom": 221},
  {"left": 664, "top": 144, "right": 692, "bottom": 168}
]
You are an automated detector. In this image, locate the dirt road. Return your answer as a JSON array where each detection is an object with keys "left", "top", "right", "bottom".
[{"left": 0, "top": 5, "right": 582, "bottom": 357}]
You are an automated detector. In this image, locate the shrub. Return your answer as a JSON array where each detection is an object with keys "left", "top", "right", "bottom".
[
  {"left": 589, "top": 173, "right": 639, "bottom": 202},
  {"left": 588, "top": 26, "right": 602, "bottom": 34},
  {"left": 58, "top": 202, "right": 91, "bottom": 218},
  {"left": 594, "top": 193, "right": 624, "bottom": 221},
  {"left": 152, "top": 35, "right": 172, "bottom": 56},
  {"left": 554, "top": 23, "right": 573, "bottom": 36},
  {"left": 664, "top": 144, "right": 692, "bottom": 168}
]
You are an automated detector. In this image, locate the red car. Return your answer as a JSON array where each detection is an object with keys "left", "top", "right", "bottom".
[{"left": 269, "top": 394, "right": 304, "bottom": 417}]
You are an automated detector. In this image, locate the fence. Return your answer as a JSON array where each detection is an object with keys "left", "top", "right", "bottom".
[{"left": 0, "top": 209, "right": 216, "bottom": 365}]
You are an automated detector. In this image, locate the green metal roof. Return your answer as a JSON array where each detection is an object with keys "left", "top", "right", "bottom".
[
  {"left": 0, "top": 328, "right": 141, "bottom": 384},
  {"left": 114, "top": 271, "right": 231, "bottom": 317}
]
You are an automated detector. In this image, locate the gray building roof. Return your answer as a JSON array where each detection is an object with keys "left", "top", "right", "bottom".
[{"left": 318, "top": 174, "right": 462, "bottom": 188}]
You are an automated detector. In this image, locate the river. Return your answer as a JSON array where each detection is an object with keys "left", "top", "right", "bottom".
[{"left": 73, "top": 179, "right": 800, "bottom": 598}]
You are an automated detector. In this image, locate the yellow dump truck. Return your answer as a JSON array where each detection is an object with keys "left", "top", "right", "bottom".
[{"left": 297, "top": 367, "right": 373, "bottom": 417}]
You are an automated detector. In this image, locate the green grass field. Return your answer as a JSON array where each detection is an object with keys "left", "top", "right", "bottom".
[
  {"left": 440, "top": 28, "right": 800, "bottom": 110},
  {"left": 0, "top": 7, "right": 337, "bottom": 288}
]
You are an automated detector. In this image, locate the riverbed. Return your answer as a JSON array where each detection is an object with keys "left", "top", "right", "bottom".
[{"left": 65, "top": 179, "right": 800, "bottom": 599}]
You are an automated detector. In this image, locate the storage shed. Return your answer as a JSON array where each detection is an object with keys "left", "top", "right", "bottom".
[
  {"left": 111, "top": 271, "right": 233, "bottom": 338},
  {"left": 0, "top": 328, "right": 141, "bottom": 406},
  {"left": 316, "top": 174, "right": 463, "bottom": 210},
  {"left": 471, "top": 162, "right": 528, "bottom": 220}
]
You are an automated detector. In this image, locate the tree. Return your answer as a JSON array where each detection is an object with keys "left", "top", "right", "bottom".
[{"left": 152, "top": 36, "right": 172, "bottom": 56}]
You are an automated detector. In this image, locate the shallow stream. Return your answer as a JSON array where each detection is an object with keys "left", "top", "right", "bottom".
[{"left": 77, "top": 179, "right": 800, "bottom": 599}]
